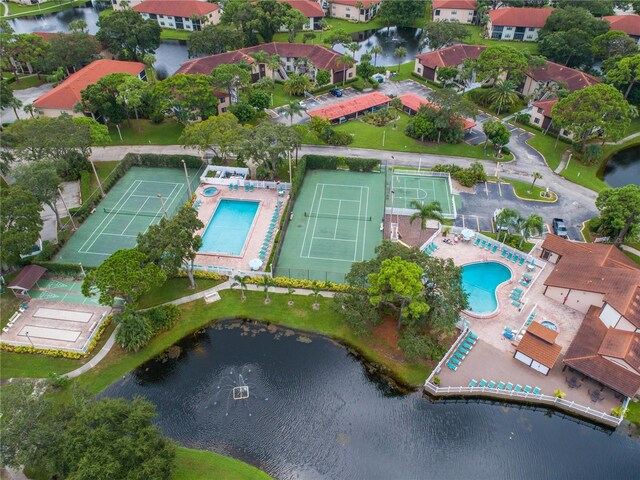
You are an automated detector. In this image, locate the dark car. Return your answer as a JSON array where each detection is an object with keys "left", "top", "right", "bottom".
[
  {"left": 552, "top": 218, "right": 568, "bottom": 238},
  {"left": 329, "top": 88, "right": 342, "bottom": 97}
]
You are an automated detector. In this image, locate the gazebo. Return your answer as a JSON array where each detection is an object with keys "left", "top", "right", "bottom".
[{"left": 7, "top": 265, "right": 47, "bottom": 298}]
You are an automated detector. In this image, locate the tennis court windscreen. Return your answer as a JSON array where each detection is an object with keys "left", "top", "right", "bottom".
[
  {"left": 304, "top": 212, "right": 372, "bottom": 221},
  {"left": 103, "top": 207, "right": 163, "bottom": 217}
]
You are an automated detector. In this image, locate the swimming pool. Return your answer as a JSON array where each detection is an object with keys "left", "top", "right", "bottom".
[
  {"left": 462, "top": 262, "right": 511, "bottom": 315},
  {"left": 199, "top": 199, "right": 259, "bottom": 256},
  {"left": 202, "top": 187, "right": 219, "bottom": 197},
  {"left": 541, "top": 321, "right": 558, "bottom": 331}
]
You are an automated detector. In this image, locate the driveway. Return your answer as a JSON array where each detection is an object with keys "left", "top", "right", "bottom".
[
  {"left": 273, "top": 88, "right": 360, "bottom": 125},
  {"left": 0, "top": 83, "right": 53, "bottom": 124}
]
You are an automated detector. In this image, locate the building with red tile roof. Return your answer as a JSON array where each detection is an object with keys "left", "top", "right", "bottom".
[
  {"left": 329, "top": 0, "right": 381, "bottom": 22},
  {"left": 414, "top": 44, "right": 486, "bottom": 83},
  {"left": 604, "top": 15, "right": 640, "bottom": 44},
  {"left": 307, "top": 92, "right": 391, "bottom": 122},
  {"left": 432, "top": 0, "right": 477, "bottom": 24},
  {"left": 281, "top": 0, "right": 325, "bottom": 27},
  {"left": 528, "top": 98, "right": 572, "bottom": 139},
  {"left": 513, "top": 322, "right": 562, "bottom": 375},
  {"left": 131, "top": 0, "right": 221, "bottom": 31},
  {"left": 33, "top": 59, "right": 146, "bottom": 117},
  {"left": 521, "top": 60, "right": 601, "bottom": 97},
  {"left": 487, "top": 7, "right": 555, "bottom": 41},
  {"left": 399, "top": 93, "right": 476, "bottom": 130}
]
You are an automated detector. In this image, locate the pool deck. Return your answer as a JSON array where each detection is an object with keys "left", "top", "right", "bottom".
[{"left": 193, "top": 184, "right": 286, "bottom": 272}]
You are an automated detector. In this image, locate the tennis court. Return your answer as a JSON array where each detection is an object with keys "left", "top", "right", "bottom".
[
  {"left": 387, "top": 169, "right": 457, "bottom": 218},
  {"left": 275, "top": 170, "right": 385, "bottom": 282},
  {"left": 55, "top": 167, "right": 199, "bottom": 267},
  {"left": 29, "top": 279, "right": 102, "bottom": 305}
]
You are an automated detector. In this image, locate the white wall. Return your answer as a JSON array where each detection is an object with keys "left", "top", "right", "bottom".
[
  {"left": 432, "top": 8, "right": 475, "bottom": 24},
  {"left": 600, "top": 303, "right": 622, "bottom": 328}
]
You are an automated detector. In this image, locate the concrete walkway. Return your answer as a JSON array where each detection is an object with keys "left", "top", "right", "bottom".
[
  {"left": 621, "top": 244, "right": 640, "bottom": 257},
  {"left": 604, "top": 131, "right": 640, "bottom": 145},
  {"left": 66, "top": 325, "right": 119, "bottom": 379}
]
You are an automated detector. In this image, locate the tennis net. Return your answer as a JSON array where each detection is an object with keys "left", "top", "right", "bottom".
[
  {"left": 304, "top": 212, "right": 371, "bottom": 221},
  {"left": 103, "top": 207, "right": 164, "bottom": 218}
]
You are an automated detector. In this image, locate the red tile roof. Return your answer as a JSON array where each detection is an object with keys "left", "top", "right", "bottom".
[
  {"left": 488, "top": 7, "right": 554, "bottom": 28},
  {"left": 399, "top": 93, "right": 476, "bottom": 130},
  {"left": 528, "top": 61, "right": 601, "bottom": 92},
  {"left": 33, "top": 31, "right": 96, "bottom": 42},
  {"left": 532, "top": 99, "right": 557, "bottom": 118},
  {"left": 8, "top": 265, "right": 47, "bottom": 291},
  {"left": 433, "top": 0, "right": 477, "bottom": 10},
  {"left": 564, "top": 306, "right": 640, "bottom": 398},
  {"left": 308, "top": 92, "right": 391, "bottom": 121},
  {"left": 133, "top": 0, "right": 219, "bottom": 17},
  {"left": 281, "top": 0, "right": 325, "bottom": 17},
  {"left": 604, "top": 15, "right": 640, "bottom": 37},
  {"left": 176, "top": 43, "right": 348, "bottom": 75},
  {"left": 415, "top": 44, "right": 486, "bottom": 70},
  {"left": 332, "top": 0, "right": 381, "bottom": 6},
  {"left": 33, "top": 59, "right": 145, "bottom": 110},
  {"left": 527, "top": 321, "right": 559, "bottom": 344}
]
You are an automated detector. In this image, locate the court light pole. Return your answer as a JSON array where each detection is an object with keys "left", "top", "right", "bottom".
[
  {"left": 90, "top": 160, "right": 104, "bottom": 196},
  {"left": 58, "top": 187, "right": 77, "bottom": 231},
  {"left": 25, "top": 331, "right": 34, "bottom": 347},
  {"left": 181, "top": 159, "right": 193, "bottom": 198},
  {"left": 157, "top": 193, "right": 168, "bottom": 219}
]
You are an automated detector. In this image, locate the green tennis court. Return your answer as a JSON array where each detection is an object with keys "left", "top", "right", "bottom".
[
  {"left": 275, "top": 170, "right": 385, "bottom": 282},
  {"left": 387, "top": 169, "right": 456, "bottom": 218},
  {"left": 29, "top": 279, "right": 102, "bottom": 305},
  {"left": 55, "top": 167, "right": 199, "bottom": 267}
]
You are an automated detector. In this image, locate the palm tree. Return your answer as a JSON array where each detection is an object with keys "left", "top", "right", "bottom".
[
  {"left": 249, "top": 51, "right": 270, "bottom": 79},
  {"left": 283, "top": 74, "right": 313, "bottom": 96},
  {"left": 360, "top": 51, "right": 372, "bottom": 63},
  {"left": 394, "top": 47, "right": 407, "bottom": 74},
  {"left": 23, "top": 103, "right": 35, "bottom": 118},
  {"left": 142, "top": 53, "right": 157, "bottom": 83},
  {"left": 263, "top": 277, "right": 274, "bottom": 304},
  {"left": 408, "top": 200, "right": 445, "bottom": 244},
  {"left": 7, "top": 96, "right": 22, "bottom": 120},
  {"left": 519, "top": 214, "right": 544, "bottom": 247},
  {"left": 487, "top": 79, "right": 519, "bottom": 115},
  {"left": 336, "top": 54, "right": 355, "bottom": 87},
  {"left": 287, "top": 286, "right": 295, "bottom": 306},
  {"left": 282, "top": 101, "right": 306, "bottom": 125},
  {"left": 346, "top": 42, "right": 361, "bottom": 60},
  {"left": 495, "top": 208, "right": 519, "bottom": 242},
  {"left": 310, "top": 282, "right": 321, "bottom": 310},
  {"left": 529, "top": 172, "right": 542, "bottom": 192},
  {"left": 267, "top": 54, "right": 282, "bottom": 81},
  {"left": 232, "top": 275, "right": 249, "bottom": 301},
  {"left": 370, "top": 45, "right": 383, "bottom": 67}
]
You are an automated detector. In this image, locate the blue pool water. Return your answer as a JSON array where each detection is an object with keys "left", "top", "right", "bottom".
[
  {"left": 541, "top": 320, "right": 558, "bottom": 331},
  {"left": 203, "top": 187, "right": 219, "bottom": 196},
  {"left": 199, "top": 199, "right": 259, "bottom": 255},
  {"left": 462, "top": 262, "right": 511, "bottom": 315}
]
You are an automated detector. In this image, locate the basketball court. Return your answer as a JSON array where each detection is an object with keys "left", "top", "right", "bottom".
[
  {"left": 387, "top": 168, "right": 457, "bottom": 219},
  {"left": 55, "top": 167, "right": 200, "bottom": 266},
  {"left": 275, "top": 170, "right": 385, "bottom": 282}
]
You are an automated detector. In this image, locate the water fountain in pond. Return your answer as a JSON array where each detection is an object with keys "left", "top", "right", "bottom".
[{"left": 210, "top": 365, "right": 267, "bottom": 417}]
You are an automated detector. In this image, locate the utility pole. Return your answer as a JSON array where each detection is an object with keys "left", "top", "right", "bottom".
[
  {"left": 90, "top": 160, "right": 104, "bottom": 196},
  {"left": 157, "top": 193, "right": 168, "bottom": 219},
  {"left": 181, "top": 159, "right": 193, "bottom": 198},
  {"left": 58, "top": 187, "right": 76, "bottom": 230}
]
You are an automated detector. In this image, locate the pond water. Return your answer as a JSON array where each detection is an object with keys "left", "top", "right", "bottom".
[
  {"left": 102, "top": 321, "right": 640, "bottom": 480},
  {"left": 8, "top": 4, "right": 188, "bottom": 76},
  {"left": 602, "top": 145, "right": 640, "bottom": 188},
  {"left": 333, "top": 26, "right": 426, "bottom": 67}
]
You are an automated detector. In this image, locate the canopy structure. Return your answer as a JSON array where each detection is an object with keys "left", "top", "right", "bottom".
[
  {"left": 7, "top": 265, "right": 47, "bottom": 297},
  {"left": 461, "top": 228, "right": 475, "bottom": 240},
  {"left": 249, "top": 258, "right": 263, "bottom": 271}
]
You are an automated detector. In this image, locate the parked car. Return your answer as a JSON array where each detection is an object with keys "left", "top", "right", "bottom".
[
  {"left": 552, "top": 218, "right": 568, "bottom": 238},
  {"left": 329, "top": 88, "right": 342, "bottom": 97}
]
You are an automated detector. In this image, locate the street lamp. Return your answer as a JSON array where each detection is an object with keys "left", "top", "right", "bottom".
[
  {"left": 25, "top": 331, "right": 34, "bottom": 347},
  {"left": 157, "top": 193, "right": 168, "bottom": 219},
  {"left": 181, "top": 159, "right": 193, "bottom": 198}
]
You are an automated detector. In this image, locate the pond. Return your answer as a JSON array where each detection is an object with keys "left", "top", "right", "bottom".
[
  {"left": 102, "top": 321, "right": 640, "bottom": 480},
  {"left": 333, "top": 26, "right": 426, "bottom": 67},
  {"left": 8, "top": 4, "right": 189, "bottom": 76},
  {"left": 601, "top": 145, "right": 640, "bottom": 188}
]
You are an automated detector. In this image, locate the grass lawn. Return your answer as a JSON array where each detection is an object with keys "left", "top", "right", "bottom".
[
  {"left": 5, "top": 0, "right": 87, "bottom": 18},
  {"left": 108, "top": 119, "right": 184, "bottom": 145},
  {"left": 272, "top": 17, "right": 387, "bottom": 43},
  {"left": 482, "top": 231, "right": 536, "bottom": 253},
  {"left": 1, "top": 273, "right": 20, "bottom": 329},
  {"left": 517, "top": 123, "right": 570, "bottom": 171},
  {"left": 626, "top": 400, "right": 640, "bottom": 427},
  {"left": 89, "top": 160, "right": 120, "bottom": 194},
  {"left": 493, "top": 177, "right": 557, "bottom": 203},
  {"left": 332, "top": 112, "right": 512, "bottom": 161},
  {"left": 464, "top": 25, "right": 539, "bottom": 54},
  {"left": 271, "top": 83, "right": 301, "bottom": 108},
  {"left": 173, "top": 447, "right": 272, "bottom": 480},
  {"left": 623, "top": 249, "right": 640, "bottom": 265},
  {"left": 137, "top": 277, "right": 224, "bottom": 309},
  {"left": 9, "top": 74, "right": 47, "bottom": 90},
  {"left": 161, "top": 29, "right": 191, "bottom": 41}
]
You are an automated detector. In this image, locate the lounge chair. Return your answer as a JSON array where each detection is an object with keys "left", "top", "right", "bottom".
[
  {"left": 512, "top": 300, "right": 522, "bottom": 307},
  {"left": 480, "top": 240, "right": 487, "bottom": 248},
  {"left": 533, "top": 387, "right": 541, "bottom": 395},
  {"left": 432, "top": 243, "right": 439, "bottom": 250},
  {"left": 491, "top": 245, "right": 498, "bottom": 253},
  {"left": 468, "top": 331, "right": 479, "bottom": 341},
  {"left": 454, "top": 351, "right": 465, "bottom": 361},
  {"left": 451, "top": 357, "right": 461, "bottom": 366},
  {"left": 504, "top": 326, "right": 514, "bottom": 334},
  {"left": 234, "top": 184, "right": 239, "bottom": 190},
  {"left": 474, "top": 238, "right": 481, "bottom": 246},
  {"left": 501, "top": 249, "right": 508, "bottom": 257},
  {"left": 488, "top": 380, "right": 496, "bottom": 388},
  {"left": 514, "top": 384, "right": 523, "bottom": 392},
  {"left": 506, "top": 382, "right": 514, "bottom": 391},
  {"left": 523, "top": 273, "right": 533, "bottom": 280},
  {"left": 485, "top": 242, "right": 492, "bottom": 251},
  {"left": 228, "top": 184, "right": 233, "bottom": 190},
  {"left": 469, "top": 379, "right": 478, "bottom": 388},
  {"left": 497, "top": 381, "right": 505, "bottom": 390},
  {"left": 245, "top": 184, "right": 249, "bottom": 191},
  {"left": 506, "top": 252, "right": 513, "bottom": 261},
  {"left": 447, "top": 361, "right": 457, "bottom": 372},
  {"left": 479, "top": 379, "right": 487, "bottom": 388},
  {"left": 512, "top": 254, "right": 519, "bottom": 263},
  {"left": 524, "top": 385, "right": 532, "bottom": 393},
  {"left": 519, "top": 279, "right": 529, "bottom": 287},
  {"left": 2, "top": 327, "right": 8, "bottom": 333},
  {"left": 518, "top": 257, "right": 525, "bottom": 266},
  {"left": 513, "top": 287, "right": 523, "bottom": 294},
  {"left": 462, "top": 341, "right": 474, "bottom": 350},
  {"left": 250, "top": 184, "right": 255, "bottom": 191},
  {"left": 503, "top": 331, "right": 514, "bottom": 339},
  {"left": 465, "top": 336, "right": 476, "bottom": 345},
  {"left": 510, "top": 293, "right": 522, "bottom": 301},
  {"left": 458, "top": 346, "right": 470, "bottom": 355}
]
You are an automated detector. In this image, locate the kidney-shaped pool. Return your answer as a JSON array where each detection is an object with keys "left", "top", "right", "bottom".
[{"left": 462, "top": 261, "right": 512, "bottom": 315}]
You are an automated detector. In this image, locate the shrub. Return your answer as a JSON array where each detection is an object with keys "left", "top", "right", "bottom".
[
  {"left": 291, "top": 155, "right": 307, "bottom": 196},
  {"left": 115, "top": 309, "right": 152, "bottom": 352},
  {"left": 361, "top": 108, "right": 396, "bottom": 127},
  {"left": 581, "top": 144, "right": 603, "bottom": 165},
  {"left": 345, "top": 158, "right": 379, "bottom": 172},
  {"left": 230, "top": 101, "right": 256, "bottom": 123},
  {"left": 57, "top": 151, "right": 90, "bottom": 181},
  {"left": 432, "top": 162, "right": 486, "bottom": 187},
  {"left": 146, "top": 304, "right": 181, "bottom": 334},
  {"left": 80, "top": 170, "right": 91, "bottom": 204},
  {"left": 245, "top": 276, "right": 353, "bottom": 292},
  {"left": 48, "top": 372, "right": 70, "bottom": 389},
  {"left": 326, "top": 130, "right": 353, "bottom": 146},
  {"left": 305, "top": 154, "right": 339, "bottom": 170}
]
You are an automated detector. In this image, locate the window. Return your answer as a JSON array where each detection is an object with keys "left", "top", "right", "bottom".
[
  {"left": 506, "top": 26, "right": 513, "bottom": 31},
  {"left": 534, "top": 117, "right": 540, "bottom": 124},
  {"left": 149, "top": 13, "right": 157, "bottom": 19},
  {"left": 434, "top": 9, "right": 440, "bottom": 15},
  {"left": 346, "top": 13, "right": 350, "bottom": 18},
  {"left": 452, "top": 10, "right": 457, "bottom": 15},
  {"left": 526, "top": 35, "right": 533, "bottom": 39},
  {"left": 160, "top": 21, "right": 165, "bottom": 26},
  {"left": 537, "top": 107, "right": 543, "bottom": 114},
  {"left": 348, "top": 72, "right": 353, "bottom": 78}
]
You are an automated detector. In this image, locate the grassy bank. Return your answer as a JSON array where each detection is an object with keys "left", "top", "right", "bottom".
[
  {"left": 493, "top": 177, "right": 557, "bottom": 202},
  {"left": 626, "top": 401, "right": 640, "bottom": 428},
  {"left": 108, "top": 119, "right": 184, "bottom": 145},
  {"left": 161, "top": 29, "right": 191, "bottom": 41},
  {"left": 137, "top": 277, "right": 224, "bottom": 309},
  {"left": 9, "top": 74, "right": 47, "bottom": 90},
  {"left": 89, "top": 160, "right": 120, "bottom": 194},
  {"left": 4, "top": 0, "right": 87, "bottom": 18},
  {"left": 173, "top": 447, "right": 272, "bottom": 480},
  {"left": 464, "top": 25, "right": 539, "bottom": 54}
]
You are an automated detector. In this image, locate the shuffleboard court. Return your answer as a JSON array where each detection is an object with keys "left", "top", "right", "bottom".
[
  {"left": 33, "top": 308, "right": 93, "bottom": 323},
  {"left": 276, "top": 170, "right": 385, "bottom": 282},
  {"left": 19, "top": 325, "right": 81, "bottom": 342},
  {"left": 55, "top": 167, "right": 200, "bottom": 267},
  {"left": 387, "top": 169, "right": 456, "bottom": 218}
]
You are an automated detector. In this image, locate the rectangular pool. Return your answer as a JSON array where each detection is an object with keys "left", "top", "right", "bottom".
[{"left": 199, "top": 199, "right": 259, "bottom": 256}]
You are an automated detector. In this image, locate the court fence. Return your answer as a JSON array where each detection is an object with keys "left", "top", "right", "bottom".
[{"left": 272, "top": 267, "right": 347, "bottom": 284}]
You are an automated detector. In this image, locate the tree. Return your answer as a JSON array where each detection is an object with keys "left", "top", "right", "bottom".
[
  {"left": 408, "top": 200, "right": 445, "bottom": 244},
  {"left": 420, "top": 20, "right": 471, "bottom": 50},
  {"left": 115, "top": 307, "right": 152, "bottom": 351},
  {"left": 221, "top": 0, "right": 298, "bottom": 44},
  {"left": 323, "top": 28, "right": 351, "bottom": 48},
  {"left": 12, "top": 160, "right": 63, "bottom": 228},
  {"left": 187, "top": 24, "right": 245, "bottom": 57},
  {"left": 116, "top": 74, "right": 148, "bottom": 132},
  {"left": 80, "top": 72, "right": 132, "bottom": 125},
  {"left": 302, "top": 32, "right": 316, "bottom": 44},
  {"left": 378, "top": 0, "right": 428, "bottom": 27},
  {"left": 556, "top": 0, "right": 615, "bottom": 16},
  {"left": 606, "top": 54, "right": 640, "bottom": 99},
  {"left": 180, "top": 112, "right": 245, "bottom": 162},
  {"left": 518, "top": 213, "right": 544, "bottom": 246},
  {"left": 238, "top": 122, "right": 300, "bottom": 179},
  {"left": 3, "top": 33, "right": 48, "bottom": 82},
  {"left": 494, "top": 207, "right": 519, "bottom": 242},
  {"left": 551, "top": 83, "right": 636, "bottom": 151},
  {"left": 81, "top": 248, "right": 166, "bottom": 305},
  {"left": 284, "top": 7, "right": 308, "bottom": 42},
  {"left": 487, "top": 79, "right": 520, "bottom": 115},
  {"left": 336, "top": 54, "right": 355, "bottom": 87},
  {"left": 482, "top": 120, "right": 511, "bottom": 156},
  {"left": 368, "top": 256, "right": 430, "bottom": 330},
  {"left": 435, "top": 66, "right": 458, "bottom": 88},
  {"left": 210, "top": 63, "right": 251, "bottom": 97},
  {"left": 96, "top": 9, "right": 161, "bottom": 61},
  {"left": 429, "top": 87, "right": 478, "bottom": 120},
  {"left": 263, "top": 276, "right": 274, "bottom": 304},
  {"left": 154, "top": 74, "right": 219, "bottom": 124},
  {"left": 315, "top": 69, "right": 331, "bottom": 87},
  {"left": 345, "top": 41, "right": 361, "bottom": 59},
  {"left": 306, "top": 115, "right": 331, "bottom": 138},
  {"left": 394, "top": 46, "right": 408, "bottom": 74},
  {"left": 0, "top": 80, "right": 22, "bottom": 119},
  {"left": 405, "top": 111, "right": 435, "bottom": 141},
  {"left": 248, "top": 88, "right": 271, "bottom": 110},
  {"left": 370, "top": 45, "right": 383, "bottom": 67},
  {"left": 283, "top": 72, "right": 313, "bottom": 96},
  {"left": 230, "top": 101, "right": 257, "bottom": 122},
  {"left": 136, "top": 205, "right": 204, "bottom": 289},
  {"left": 232, "top": 274, "right": 250, "bottom": 301},
  {"left": 540, "top": 7, "right": 609, "bottom": 39},
  {"left": 539, "top": 29, "right": 597, "bottom": 67},
  {"left": 529, "top": 172, "right": 543, "bottom": 191},
  {"left": 45, "top": 31, "right": 101, "bottom": 75},
  {"left": 595, "top": 184, "right": 640, "bottom": 246},
  {"left": 143, "top": 53, "right": 157, "bottom": 83},
  {"left": 592, "top": 30, "right": 638, "bottom": 62},
  {"left": 475, "top": 45, "right": 531, "bottom": 83},
  {"left": 282, "top": 101, "right": 306, "bottom": 125},
  {"left": 73, "top": 117, "right": 112, "bottom": 147},
  {"left": 0, "top": 186, "right": 43, "bottom": 270}
]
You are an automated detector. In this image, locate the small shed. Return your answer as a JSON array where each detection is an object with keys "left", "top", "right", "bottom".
[
  {"left": 514, "top": 322, "right": 562, "bottom": 375},
  {"left": 7, "top": 265, "right": 47, "bottom": 298}
]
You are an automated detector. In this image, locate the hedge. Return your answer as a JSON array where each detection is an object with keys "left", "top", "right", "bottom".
[
  {"left": 31, "top": 261, "right": 89, "bottom": 277},
  {"left": 291, "top": 155, "right": 307, "bottom": 197},
  {"left": 305, "top": 154, "right": 339, "bottom": 170},
  {"left": 245, "top": 276, "right": 354, "bottom": 293},
  {"left": 303, "top": 155, "right": 380, "bottom": 172}
]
